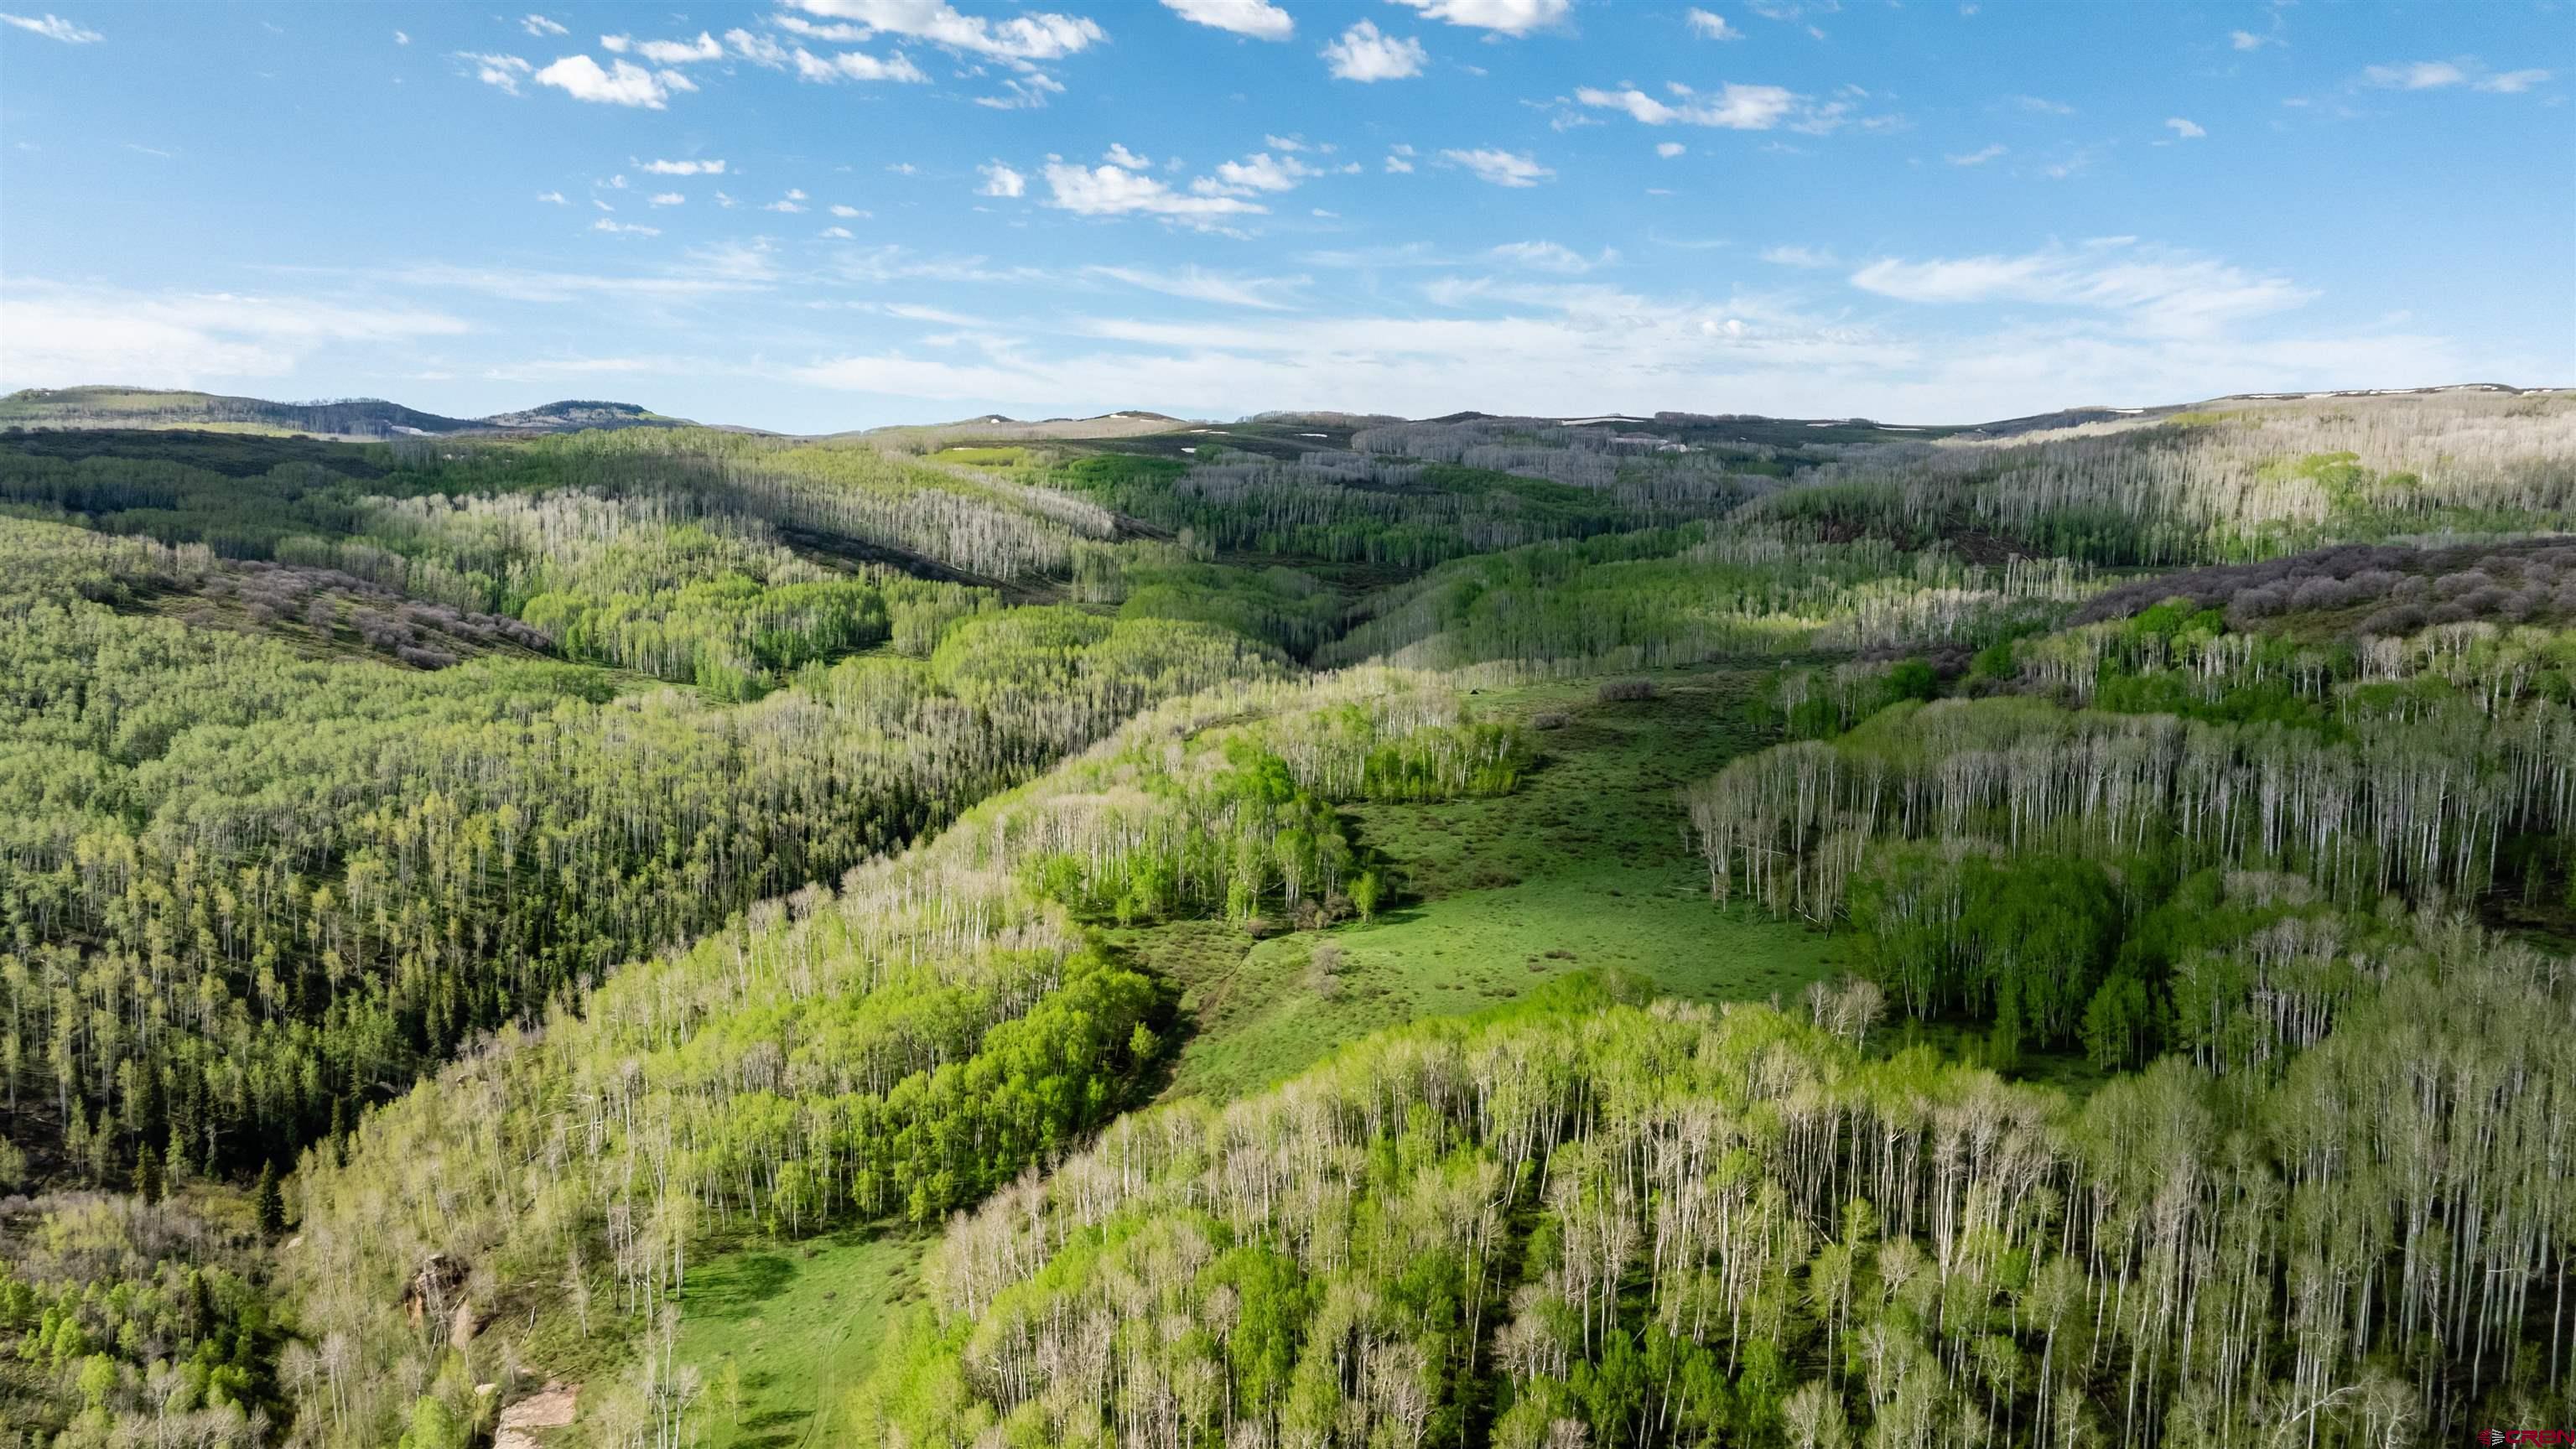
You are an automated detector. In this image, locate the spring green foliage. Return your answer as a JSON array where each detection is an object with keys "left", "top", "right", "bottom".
[
  {"left": 1143, "top": 673, "right": 1839, "bottom": 1104},
  {"left": 1323, "top": 527, "right": 2096, "bottom": 673},
  {"left": 0, "top": 1189, "right": 281, "bottom": 1447},
  {"left": 273, "top": 670, "right": 1535, "bottom": 1446},
  {"left": 6, "top": 391, "right": 2574, "bottom": 1449},
  {"left": 863, "top": 918, "right": 2571, "bottom": 1446}
]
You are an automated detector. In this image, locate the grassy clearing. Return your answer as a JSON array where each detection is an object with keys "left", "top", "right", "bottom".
[
  {"left": 1129, "top": 669, "right": 1843, "bottom": 1103},
  {"left": 668, "top": 1233, "right": 925, "bottom": 1449}
]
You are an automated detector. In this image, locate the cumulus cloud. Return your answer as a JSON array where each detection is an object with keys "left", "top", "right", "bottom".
[
  {"left": 1, "top": 12, "right": 102, "bottom": 42},
  {"left": 1161, "top": 0, "right": 1291, "bottom": 40},
  {"left": 1849, "top": 240, "right": 2313, "bottom": 337},
  {"left": 2163, "top": 117, "right": 2205, "bottom": 138},
  {"left": 649, "top": 192, "right": 685, "bottom": 206},
  {"left": 535, "top": 55, "right": 685, "bottom": 107},
  {"left": 459, "top": 52, "right": 533, "bottom": 93},
  {"left": 1196, "top": 151, "right": 1318, "bottom": 195},
  {"left": 0, "top": 280, "right": 470, "bottom": 388},
  {"left": 1042, "top": 161, "right": 1265, "bottom": 220},
  {"left": 1442, "top": 148, "right": 1552, "bottom": 186},
  {"left": 521, "top": 13, "right": 568, "bottom": 36},
  {"left": 593, "top": 218, "right": 662, "bottom": 236},
  {"left": 1387, "top": 0, "right": 1566, "bottom": 34},
  {"left": 600, "top": 31, "right": 724, "bottom": 64},
  {"left": 783, "top": 0, "right": 1103, "bottom": 63},
  {"left": 2229, "top": 29, "right": 2268, "bottom": 51},
  {"left": 1685, "top": 9, "right": 1741, "bottom": 40},
  {"left": 822, "top": 226, "right": 855, "bottom": 238},
  {"left": 1384, "top": 145, "right": 1417, "bottom": 173},
  {"left": 536, "top": 190, "right": 568, "bottom": 204},
  {"left": 979, "top": 162, "right": 1027, "bottom": 197},
  {"left": 1322, "top": 20, "right": 1426, "bottom": 81},
  {"left": 641, "top": 158, "right": 726, "bottom": 175},
  {"left": 1576, "top": 82, "right": 1800, "bottom": 130},
  {"left": 726, "top": 28, "right": 791, "bottom": 65},
  {"left": 791, "top": 46, "right": 931, "bottom": 82},
  {"left": 831, "top": 203, "right": 867, "bottom": 217},
  {"left": 1656, "top": 141, "right": 1686, "bottom": 158}
]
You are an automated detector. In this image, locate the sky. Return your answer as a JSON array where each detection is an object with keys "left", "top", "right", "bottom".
[{"left": 1, "top": 1, "right": 2569, "bottom": 431}]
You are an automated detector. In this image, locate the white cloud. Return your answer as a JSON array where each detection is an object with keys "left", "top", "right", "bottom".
[
  {"left": 649, "top": 192, "right": 685, "bottom": 206},
  {"left": 2363, "top": 60, "right": 2461, "bottom": 89},
  {"left": 1387, "top": 0, "right": 1566, "bottom": 35},
  {"left": 774, "top": 14, "right": 873, "bottom": 41},
  {"left": 2476, "top": 69, "right": 2552, "bottom": 93},
  {"left": 822, "top": 226, "right": 855, "bottom": 239},
  {"left": 1, "top": 10, "right": 99, "bottom": 42},
  {"left": 457, "top": 52, "right": 533, "bottom": 92},
  {"left": 2360, "top": 58, "right": 2550, "bottom": 93},
  {"left": 1489, "top": 241, "right": 1613, "bottom": 273},
  {"left": 536, "top": 190, "right": 568, "bottom": 204},
  {"left": 764, "top": 194, "right": 808, "bottom": 212},
  {"left": 593, "top": 218, "right": 662, "bottom": 236},
  {"left": 979, "top": 162, "right": 1027, "bottom": 197},
  {"left": 1196, "top": 151, "right": 1317, "bottom": 195},
  {"left": 1104, "top": 143, "right": 1153, "bottom": 169},
  {"left": 1089, "top": 265, "right": 1309, "bottom": 309},
  {"left": 2011, "top": 94, "right": 2074, "bottom": 115},
  {"left": 975, "top": 73, "right": 1065, "bottom": 108},
  {"left": 1322, "top": 20, "right": 1426, "bottom": 80},
  {"left": 641, "top": 158, "right": 726, "bottom": 175},
  {"left": 601, "top": 31, "right": 724, "bottom": 64},
  {"left": 1576, "top": 82, "right": 1800, "bottom": 130},
  {"left": 1848, "top": 240, "right": 2312, "bottom": 337},
  {"left": 393, "top": 29, "right": 409, "bottom": 44},
  {"left": 791, "top": 46, "right": 930, "bottom": 82},
  {"left": 726, "top": 28, "right": 791, "bottom": 65},
  {"left": 1384, "top": 148, "right": 1415, "bottom": 174},
  {"left": 1161, "top": 0, "right": 1292, "bottom": 41},
  {"left": 521, "top": 13, "right": 568, "bottom": 37},
  {"left": 1761, "top": 243, "right": 1836, "bottom": 267},
  {"left": 2229, "top": 29, "right": 2267, "bottom": 51},
  {"left": 784, "top": 1, "right": 1104, "bottom": 63},
  {"left": 1042, "top": 161, "right": 1265, "bottom": 220},
  {"left": 1442, "top": 148, "right": 1552, "bottom": 187},
  {"left": 1685, "top": 9, "right": 1742, "bottom": 40},
  {"left": 831, "top": 203, "right": 866, "bottom": 217},
  {"left": 1946, "top": 143, "right": 2005, "bottom": 165},
  {"left": 0, "top": 279, "right": 470, "bottom": 388},
  {"left": 1655, "top": 141, "right": 1686, "bottom": 158},
  {"left": 535, "top": 55, "right": 683, "bottom": 107},
  {"left": 2163, "top": 117, "right": 2205, "bottom": 139}
]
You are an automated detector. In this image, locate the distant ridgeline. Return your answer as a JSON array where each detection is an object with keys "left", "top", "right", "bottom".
[
  {"left": 0, "top": 385, "right": 689, "bottom": 439},
  {"left": 0, "top": 385, "right": 2570, "bottom": 1449}
]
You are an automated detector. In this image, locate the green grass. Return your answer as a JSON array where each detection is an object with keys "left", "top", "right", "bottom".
[
  {"left": 928, "top": 444, "right": 1031, "bottom": 469},
  {"left": 1128, "top": 669, "right": 1843, "bottom": 1103},
  {"left": 670, "top": 1233, "right": 926, "bottom": 1448}
]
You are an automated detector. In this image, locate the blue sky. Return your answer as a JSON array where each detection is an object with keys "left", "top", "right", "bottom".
[{"left": 1, "top": 0, "right": 2568, "bottom": 429}]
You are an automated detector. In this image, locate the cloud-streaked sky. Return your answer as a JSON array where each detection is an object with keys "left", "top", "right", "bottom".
[{"left": 1, "top": 0, "right": 2568, "bottom": 429}]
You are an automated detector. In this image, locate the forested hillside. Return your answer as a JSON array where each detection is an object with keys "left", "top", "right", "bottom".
[{"left": 1, "top": 388, "right": 2569, "bottom": 1449}]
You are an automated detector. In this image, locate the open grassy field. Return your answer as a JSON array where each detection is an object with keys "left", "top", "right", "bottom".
[
  {"left": 667, "top": 1232, "right": 927, "bottom": 1449},
  {"left": 1126, "top": 668, "right": 1845, "bottom": 1103}
]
